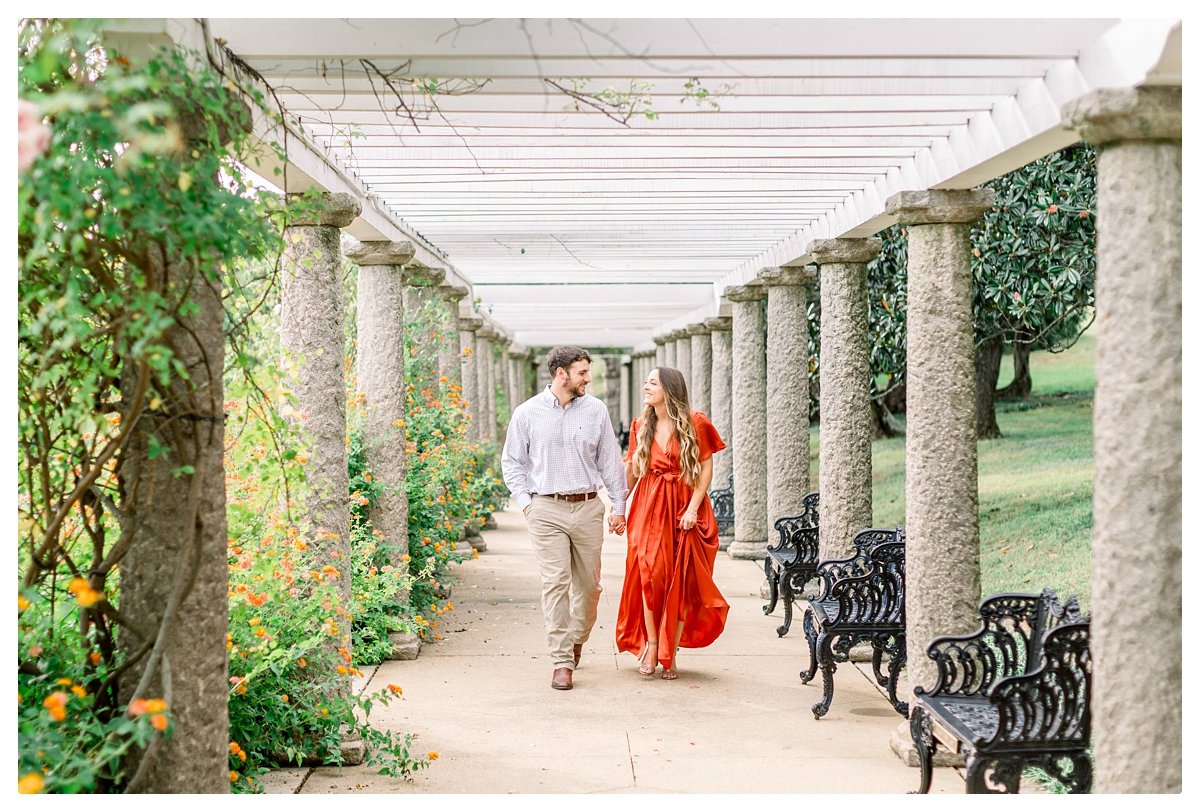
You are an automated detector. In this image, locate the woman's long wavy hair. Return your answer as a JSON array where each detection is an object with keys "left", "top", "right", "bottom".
[{"left": 631, "top": 366, "right": 701, "bottom": 488}]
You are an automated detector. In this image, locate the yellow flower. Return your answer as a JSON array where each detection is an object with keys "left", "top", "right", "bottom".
[
  {"left": 71, "top": 685, "right": 87, "bottom": 698},
  {"left": 18, "top": 772, "right": 44, "bottom": 794},
  {"left": 17, "top": 594, "right": 29, "bottom": 611},
  {"left": 427, "top": 751, "right": 440, "bottom": 760}
]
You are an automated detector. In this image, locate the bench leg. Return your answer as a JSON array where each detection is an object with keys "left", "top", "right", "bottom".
[
  {"left": 762, "top": 559, "right": 780, "bottom": 616},
  {"left": 1040, "top": 752, "right": 1092, "bottom": 794},
  {"left": 910, "top": 706, "right": 935, "bottom": 794},
  {"left": 810, "top": 633, "right": 838, "bottom": 719},
  {"left": 884, "top": 634, "right": 908, "bottom": 716},
  {"left": 799, "top": 609, "right": 818, "bottom": 683},
  {"left": 964, "top": 755, "right": 1021, "bottom": 794},
  {"left": 776, "top": 573, "right": 794, "bottom": 637}
]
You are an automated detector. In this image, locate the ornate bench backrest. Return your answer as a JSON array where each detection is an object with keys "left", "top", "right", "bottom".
[
  {"left": 708, "top": 474, "right": 734, "bottom": 535},
  {"left": 989, "top": 620, "right": 1092, "bottom": 748},
  {"left": 828, "top": 538, "right": 906, "bottom": 625},
  {"left": 1026, "top": 588, "right": 1087, "bottom": 674},
  {"left": 812, "top": 527, "right": 900, "bottom": 601}
]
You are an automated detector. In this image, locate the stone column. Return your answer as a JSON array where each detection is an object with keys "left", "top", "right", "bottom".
[
  {"left": 619, "top": 356, "right": 632, "bottom": 429},
  {"left": 508, "top": 346, "right": 526, "bottom": 412},
  {"left": 705, "top": 315, "right": 734, "bottom": 503},
  {"left": 760, "top": 266, "right": 817, "bottom": 525},
  {"left": 494, "top": 335, "right": 511, "bottom": 431},
  {"left": 664, "top": 331, "right": 678, "bottom": 370},
  {"left": 884, "top": 190, "right": 992, "bottom": 707},
  {"left": 346, "top": 240, "right": 421, "bottom": 661},
  {"left": 278, "top": 193, "right": 361, "bottom": 720},
  {"left": 459, "top": 315, "right": 483, "bottom": 441},
  {"left": 724, "top": 285, "right": 768, "bottom": 560},
  {"left": 688, "top": 323, "right": 712, "bottom": 414},
  {"left": 1062, "top": 86, "right": 1181, "bottom": 793},
  {"left": 480, "top": 326, "right": 500, "bottom": 442},
  {"left": 675, "top": 328, "right": 692, "bottom": 383},
  {"left": 402, "top": 265, "right": 447, "bottom": 393},
  {"left": 808, "top": 241, "right": 879, "bottom": 560},
  {"left": 436, "top": 284, "right": 467, "bottom": 389},
  {"left": 653, "top": 335, "right": 667, "bottom": 368}
]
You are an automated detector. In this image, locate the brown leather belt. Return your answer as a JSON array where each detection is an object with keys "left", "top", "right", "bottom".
[{"left": 544, "top": 492, "right": 598, "bottom": 503}]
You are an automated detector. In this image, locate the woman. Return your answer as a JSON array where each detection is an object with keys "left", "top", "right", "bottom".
[{"left": 614, "top": 366, "right": 729, "bottom": 680}]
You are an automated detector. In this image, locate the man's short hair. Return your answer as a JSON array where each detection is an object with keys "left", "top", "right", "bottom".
[{"left": 546, "top": 346, "right": 591, "bottom": 378}]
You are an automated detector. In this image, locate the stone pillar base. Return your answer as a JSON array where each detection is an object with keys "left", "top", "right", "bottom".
[
  {"left": 482, "top": 514, "right": 498, "bottom": 530},
  {"left": 387, "top": 631, "right": 421, "bottom": 661},
  {"left": 889, "top": 721, "right": 964, "bottom": 768},
  {"left": 452, "top": 539, "right": 475, "bottom": 557},
  {"left": 717, "top": 534, "right": 732, "bottom": 551},
  {"left": 467, "top": 532, "right": 487, "bottom": 552},
  {"left": 727, "top": 540, "right": 767, "bottom": 560},
  {"left": 338, "top": 729, "right": 366, "bottom": 766}
]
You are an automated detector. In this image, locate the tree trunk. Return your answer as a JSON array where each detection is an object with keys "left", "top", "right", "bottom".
[
  {"left": 870, "top": 398, "right": 904, "bottom": 439},
  {"left": 996, "top": 336, "right": 1033, "bottom": 399},
  {"left": 118, "top": 248, "right": 230, "bottom": 793},
  {"left": 883, "top": 380, "right": 907, "bottom": 414},
  {"left": 975, "top": 335, "right": 1004, "bottom": 439}
]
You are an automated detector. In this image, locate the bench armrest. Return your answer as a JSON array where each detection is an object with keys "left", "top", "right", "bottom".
[
  {"left": 824, "top": 547, "right": 904, "bottom": 625},
  {"left": 916, "top": 593, "right": 1051, "bottom": 698},
  {"left": 766, "top": 520, "right": 819, "bottom": 559},
  {"left": 984, "top": 622, "right": 1091, "bottom": 748}
]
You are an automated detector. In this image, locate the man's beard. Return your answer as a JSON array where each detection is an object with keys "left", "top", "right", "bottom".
[{"left": 570, "top": 380, "right": 588, "bottom": 397}]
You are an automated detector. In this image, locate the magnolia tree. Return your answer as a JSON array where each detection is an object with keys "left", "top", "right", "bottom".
[{"left": 808, "top": 145, "right": 1097, "bottom": 439}]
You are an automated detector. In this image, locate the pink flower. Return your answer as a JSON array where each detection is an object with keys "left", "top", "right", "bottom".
[{"left": 18, "top": 100, "right": 51, "bottom": 172}]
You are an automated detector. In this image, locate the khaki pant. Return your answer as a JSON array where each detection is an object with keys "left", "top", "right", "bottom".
[{"left": 526, "top": 495, "right": 606, "bottom": 670}]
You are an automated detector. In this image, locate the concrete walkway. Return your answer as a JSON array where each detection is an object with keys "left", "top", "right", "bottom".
[{"left": 270, "top": 504, "right": 963, "bottom": 794}]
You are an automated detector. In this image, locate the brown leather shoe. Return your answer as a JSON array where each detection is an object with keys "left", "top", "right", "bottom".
[
  {"left": 551, "top": 667, "right": 573, "bottom": 690},
  {"left": 573, "top": 643, "right": 582, "bottom": 667}
]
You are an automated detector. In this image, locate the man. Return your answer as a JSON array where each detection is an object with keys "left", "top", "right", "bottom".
[{"left": 501, "top": 346, "right": 628, "bottom": 690}]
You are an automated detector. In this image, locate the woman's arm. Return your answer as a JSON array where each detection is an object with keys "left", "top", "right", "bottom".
[
  {"left": 625, "top": 459, "right": 639, "bottom": 492},
  {"left": 679, "top": 455, "right": 713, "bottom": 530}
]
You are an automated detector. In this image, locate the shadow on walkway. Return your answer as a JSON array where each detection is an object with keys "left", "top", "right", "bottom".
[{"left": 269, "top": 505, "right": 962, "bottom": 794}]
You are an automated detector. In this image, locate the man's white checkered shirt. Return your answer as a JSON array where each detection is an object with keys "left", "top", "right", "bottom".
[{"left": 501, "top": 386, "right": 628, "bottom": 515}]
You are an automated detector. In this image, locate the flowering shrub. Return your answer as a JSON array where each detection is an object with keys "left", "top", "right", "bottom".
[
  {"left": 400, "top": 300, "right": 504, "bottom": 640},
  {"left": 224, "top": 352, "right": 429, "bottom": 791}
]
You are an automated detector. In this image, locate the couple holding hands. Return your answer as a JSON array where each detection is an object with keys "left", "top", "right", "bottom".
[{"left": 501, "top": 346, "right": 728, "bottom": 690}]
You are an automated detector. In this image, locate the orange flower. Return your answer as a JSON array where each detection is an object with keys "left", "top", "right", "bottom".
[
  {"left": 336, "top": 665, "right": 350, "bottom": 676},
  {"left": 18, "top": 594, "right": 29, "bottom": 611},
  {"left": 150, "top": 713, "right": 169, "bottom": 732},
  {"left": 145, "top": 698, "right": 167, "bottom": 713},
  {"left": 427, "top": 751, "right": 440, "bottom": 760},
  {"left": 71, "top": 685, "right": 87, "bottom": 698},
  {"left": 18, "top": 772, "right": 44, "bottom": 794},
  {"left": 230, "top": 771, "right": 240, "bottom": 783},
  {"left": 387, "top": 684, "right": 403, "bottom": 696},
  {"left": 129, "top": 698, "right": 149, "bottom": 716},
  {"left": 89, "top": 651, "right": 101, "bottom": 665},
  {"left": 338, "top": 647, "right": 352, "bottom": 663},
  {"left": 230, "top": 741, "right": 242, "bottom": 755},
  {"left": 281, "top": 694, "right": 289, "bottom": 703}
]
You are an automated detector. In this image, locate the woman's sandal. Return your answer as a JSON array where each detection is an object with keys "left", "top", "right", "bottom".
[
  {"left": 638, "top": 640, "right": 658, "bottom": 676},
  {"left": 661, "top": 653, "right": 678, "bottom": 680}
]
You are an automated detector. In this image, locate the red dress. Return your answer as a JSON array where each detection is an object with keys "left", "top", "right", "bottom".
[{"left": 615, "top": 411, "right": 729, "bottom": 670}]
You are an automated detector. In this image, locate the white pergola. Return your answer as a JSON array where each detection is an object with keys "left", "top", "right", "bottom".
[{"left": 182, "top": 18, "right": 1181, "bottom": 348}]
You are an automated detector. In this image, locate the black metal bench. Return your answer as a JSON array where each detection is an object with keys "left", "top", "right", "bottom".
[
  {"left": 708, "top": 474, "right": 734, "bottom": 536},
  {"left": 762, "top": 492, "right": 819, "bottom": 636},
  {"left": 910, "top": 589, "right": 1091, "bottom": 794},
  {"left": 799, "top": 527, "right": 907, "bottom": 719}
]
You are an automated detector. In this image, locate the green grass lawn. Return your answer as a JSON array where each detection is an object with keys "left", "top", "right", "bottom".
[{"left": 810, "top": 334, "right": 1095, "bottom": 608}]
